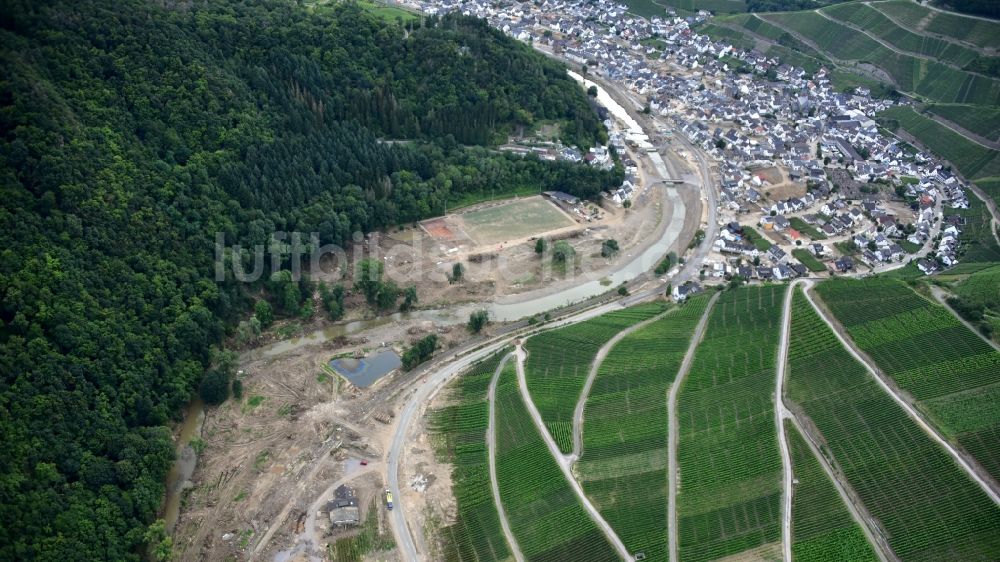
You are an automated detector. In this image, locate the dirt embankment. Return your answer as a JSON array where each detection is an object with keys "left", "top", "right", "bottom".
[{"left": 171, "top": 315, "right": 469, "bottom": 561}]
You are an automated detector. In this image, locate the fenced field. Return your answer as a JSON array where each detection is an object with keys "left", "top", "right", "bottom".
[{"left": 457, "top": 197, "right": 576, "bottom": 246}]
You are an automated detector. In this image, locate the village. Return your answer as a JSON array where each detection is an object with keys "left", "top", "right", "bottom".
[{"left": 399, "top": 0, "right": 975, "bottom": 285}]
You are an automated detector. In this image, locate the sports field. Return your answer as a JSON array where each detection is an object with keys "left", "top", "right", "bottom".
[{"left": 456, "top": 197, "right": 576, "bottom": 246}]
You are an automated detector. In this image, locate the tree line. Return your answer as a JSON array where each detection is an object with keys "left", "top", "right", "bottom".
[{"left": 0, "top": 0, "right": 612, "bottom": 559}]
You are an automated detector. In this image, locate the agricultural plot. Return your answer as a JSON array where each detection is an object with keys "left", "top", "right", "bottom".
[
  {"left": 870, "top": 1, "right": 1000, "bottom": 51},
  {"left": 879, "top": 106, "right": 1000, "bottom": 181},
  {"left": 815, "top": 278, "right": 1000, "bottom": 482},
  {"left": 785, "top": 289, "right": 1000, "bottom": 560},
  {"left": 785, "top": 420, "right": 878, "bottom": 562},
  {"left": 493, "top": 361, "right": 619, "bottom": 562},
  {"left": 822, "top": 3, "right": 990, "bottom": 72},
  {"left": 429, "top": 351, "right": 512, "bottom": 562},
  {"left": 675, "top": 285, "right": 787, "bottom": 562},
  {"left": 949, "top": 263, "right": 1000, "bottom": 341},
  {"left": 523, "top": 303, "right": 667, "bottom": 453},
  {"left": 761, "top": 11, "right": 1000, "bottom": 106},
  {"left": 926, "top": 103, "right": 1000, "bottom": 143},
  {"left": 577, "top": 295, "right": 713, "bottom": 562},
  {"left": 792, "top": 249, "right": 826, "bottom": 273}
]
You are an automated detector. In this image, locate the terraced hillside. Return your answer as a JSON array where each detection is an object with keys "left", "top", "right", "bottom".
[
  {"left": 786, "top": 288, "right": 1000, "bottom": 560},
  {"left": 870, "top": 0, "right": 1000, "bottom": 51},
  {"left": 494, "top": 360, "right": 620, "bottom": 561},
  {"left": 675, "top": 284, "right": 787, "bottom": 562},
  {"left": 784, "top": 420, "right": 878, "bottom": 562},
  {"left": 814, "top": 277, "right": 1000, "bottom": 484},
  {"left": 759, "top": 10, "right": 1000, "bottom": 106},
  {"left": 702, "top": 1, "right": 1000, "bottom": 179},
  {"left": 429, "top": 351, "right": 513, "bottom": 562},
  {"left": 878, "top": 106, "right": 1000, "bottom": 183},
  {"left": 523, "top": 303, "right": 667, "bottom": 453},
  {"left": 577, "top": 295, "right": 714, "bottom": 561}
]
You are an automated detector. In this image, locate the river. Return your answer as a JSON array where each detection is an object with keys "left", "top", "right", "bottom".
[
  {"left": 162, "top": 398, "right": 205, "bottom": 532},
  {"left": 164, "top": 68, "right": 695, "bottom": 534}
]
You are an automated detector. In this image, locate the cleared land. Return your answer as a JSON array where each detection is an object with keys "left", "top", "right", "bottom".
[
  {"left": 577, "top": 295, "right": 712, "bottom": 561},
  {"left": 523, "top": 303, "right": 667, "bottom": 453},
  {"left": 879, "top": 106, "right": 1000, "bottom": 181},
  {"left": 429, "top": 351, "right": 513, "bottom": 562},
  {"left": 785, "top": 420, "right": 878, "bottom": 562},
  {"left": 456, "top": 197, "right": 575, "bottom": 246},
  {"left": 815, "top": 278, "right": 1000, "bottom": 483},
  {"left": 786, "top": 288, "right": 1000, "bottom": 560},
  {"left": 494, "top": 360, "right": 619, "bottom": 561},
  {"left": 675, "top": 285, "right": 787, "bottom": 562}
]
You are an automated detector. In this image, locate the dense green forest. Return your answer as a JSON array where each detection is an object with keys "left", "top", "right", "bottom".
[{"left": 0, "top": 0, "right": 614, "bottom": 559}]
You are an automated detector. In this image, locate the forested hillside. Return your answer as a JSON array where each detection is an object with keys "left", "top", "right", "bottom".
[{"left": 0, "top": 1, "right": 613, "bottom": 559}]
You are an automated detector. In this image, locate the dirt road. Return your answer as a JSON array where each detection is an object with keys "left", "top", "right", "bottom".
[
  {"left": 570, "top": 309, "right": 673, "bottom": 461},
  {"left": 486, "top": 353, "right": 524, "bottom": 562},
  {"left": 513, "top": 345, "right": 632, "bottom": 560},
  {"left": 775, "top": 280, "right": 807, "bottom": 562},
  {"left": 928, "top": 285, "right": 1000, "bottom": 352},
  {"left": 784, "top": 414, "right": 895, "bottom": 562},
  {"left": 802, "top": 286, "right": 1000, "bottom": 503},
  {"left": 667, "top": 291, "right": 720, "bottom": 562}
]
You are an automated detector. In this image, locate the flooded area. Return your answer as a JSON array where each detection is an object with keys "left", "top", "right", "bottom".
[
  {"left": 162, "top": 398, "right": 205, "bottom": 532},
  {"left": 330, "top": 349, "right": 403, "bottom": 388}
]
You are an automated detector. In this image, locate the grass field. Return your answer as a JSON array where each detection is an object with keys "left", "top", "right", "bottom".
[
  {"left": 429, "top": 351, "right": 512, "bottom": 562},
  {"left": 879, "top": 106, "right": 1000, "bottom": 181},
  {"left": 523, "top": 303, "right": 667, "bottom": 453},
  {"left": 577, "top": 296, "right": 713, "bottom": 561},
  {"left": 494, "top": 360, "right": 619, "bottom": 561},
  {"left": 785, "top": 288, "right": 1000, "bottom": 561},
  {"left": 676, "top": 285, "right": 786, "bottom": 562},
  {"left": 792, "top": 249, "right": 827, "bottom": 272},
  {"left": 785, "top": 420, "right": 878, "bottom": 562},
  {"left": 815, "top": 277, "right": 1000, "bottom": 482},
  {"left": 458, "top": 197, "right": 575, "bottom": 246},
  {"left": 355, "top": 0, "right": 419, "bottom": 22},
  {"left": 789, "top": 216, "right": 827, "bottom": 240},
  {"left": 741, "top": 225, "right": 774, "bottom": 251}
]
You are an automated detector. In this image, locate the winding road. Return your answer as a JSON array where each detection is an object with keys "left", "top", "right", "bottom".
[
  {"left": 486, "top": 353, "right": 524, "bottom": 562},
  {"left": 801, "top": 285, "right": 1000, "bottom": 504},
  {"left": 514, "top": 345, "right": 632, "bottom": 560},
  {"left": 774, "top": 281, "right": 804, "bottom": 562},
  {"left": 667, "top": 291, "right": 720, "bottom": 562},
  {"left": 570, "top": 309, "right": 673, "bottom": 461}
]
